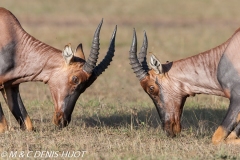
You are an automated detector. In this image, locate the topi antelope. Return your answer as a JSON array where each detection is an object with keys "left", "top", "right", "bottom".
[
  {"left": 0, "top": 7, "right": 117, "bottom": 132},
  {"left": 129, "top": 28, "right": 240, "bottom": 145}
]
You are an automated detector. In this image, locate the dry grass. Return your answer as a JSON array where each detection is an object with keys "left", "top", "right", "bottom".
[{"left": 1, "top": 0, "right": 240, "bottom": 159}]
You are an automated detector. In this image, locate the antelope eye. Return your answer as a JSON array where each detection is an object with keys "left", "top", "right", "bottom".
[
  {"left": 149, "top": 86, "right": 154, "bottom": 92},
  {"left": 72, "top": 76, "right": 79, "bottom": 84}
]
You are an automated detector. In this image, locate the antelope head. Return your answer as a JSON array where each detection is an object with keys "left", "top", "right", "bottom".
[
  {"left": 50, "top": 20, "right": 117, "bottom": 127},
  {"left": 129, "top": 30, "right": 188, "bottom": 137}
]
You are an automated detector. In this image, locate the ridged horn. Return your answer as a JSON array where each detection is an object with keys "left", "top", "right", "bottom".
[
  {"left": 129, "top": 29, "right": 148, "bottom": 81},
  {"left": 94, "top": 25, "right": 117, "bottom": 76},
  {"left": 138, "top": 31, "right": 149, "bottom": 72},
  {"left": 83, "top": 19, "right": 103, "bottom": 74}
]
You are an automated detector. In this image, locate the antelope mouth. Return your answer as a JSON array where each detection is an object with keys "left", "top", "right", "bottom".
[
  {"left": 53, "top": 111, "right": 69, "bottom": 128},
  {"left": 164, "top": 121, "right": 181, "bottom": 137}
]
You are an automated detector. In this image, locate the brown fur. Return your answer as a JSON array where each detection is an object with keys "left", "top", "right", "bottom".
[
  {"left": 0, "top": 7, "right": 116, "bottom": 130},
  {"left": 0, "top": 115, "right": 8, "bottom": 133},
  {"left": 132, "top": 24, "right": 240, "bottom": 144},
  {"left": 140, "top": 70, "right": 184, "bottom": 136}
]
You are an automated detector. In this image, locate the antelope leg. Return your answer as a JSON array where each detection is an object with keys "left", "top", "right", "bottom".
[
  {"left": 1, "top": 85, "right": 33, "bottom": 131},
  {"left": 212, "top": 96, "right": 240, "bottom": 144},
  {"left": 0, "top": 103, "right": 8, "bottom": 132}
]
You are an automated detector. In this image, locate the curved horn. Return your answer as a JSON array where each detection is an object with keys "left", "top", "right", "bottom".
[
  {"left": 83, "top": 19, "right": 103, "bottom": 74},
  {"left": 138, "top": 31, "right": 149, "bottom": 72},
  {"left": 94, "top": 25, "right": 117, "bottom": 76},
  {"left": 129, "top": 29, "right": 148, "bottom": 81}
]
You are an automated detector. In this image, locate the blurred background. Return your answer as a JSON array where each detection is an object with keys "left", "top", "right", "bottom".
[{"left": 2, "top": 0, "right": 240, "bottom": 104}]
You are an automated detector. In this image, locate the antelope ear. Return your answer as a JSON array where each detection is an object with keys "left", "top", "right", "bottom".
[
  {"left": 75, "top": 43, "right": 85, "bottom": 60},
  {"left": 62, "top": 44, "right": 74, "bottom": 65},
  {"left": 149, "top": 54, "right": 163, "bottom": 74}
]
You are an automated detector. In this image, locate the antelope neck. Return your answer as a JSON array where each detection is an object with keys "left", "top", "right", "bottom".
[{"left": 167, "top": 40, "right": 230, "bottom": 97}]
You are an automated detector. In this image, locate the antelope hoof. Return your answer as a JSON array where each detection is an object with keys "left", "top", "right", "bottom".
[
  {"left": 212, "top": 126, "right": 228, "bottom": 145},
  {"left": 226, "top": 131, "right": 238, "bottom": 140},
  {"left": 225, "top": 138, "right": 240, "bottom": 144},
  {"left": 0, "top": 116, "right": 8, "bottom": 133},
  {"left": 24, "top": 116, "right": 33, "bottom": 131},
  {"left": 224, "top": 131, "right": 240, "bottom": 144}
]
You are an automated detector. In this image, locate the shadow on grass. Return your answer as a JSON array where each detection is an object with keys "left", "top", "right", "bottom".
[
  {"left": 181, "top": 107, "right": 227, "bottom": 132},
  {"left": 74, "top": 106, "right": 228, "bottom": 132}
]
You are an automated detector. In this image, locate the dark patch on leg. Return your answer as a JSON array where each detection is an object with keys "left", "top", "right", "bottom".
[
  {"left": 226, "top": 122, "right": 240, "bottom": 142},
  {"left": 226, "top": 131, "right": 237, "bottom": 140},
  {"left": 230, "top": 122, "right": 240, "bottom": 138},
  {"left": 0, "top": 103, "right": 5, "bottom": 122},
  {"left": 12, "top": 85, "right": 33, "bottom": 130},
  {"left": 0, "top": 41, "right": 16, "bottom": 75},
  {"left": 216, "top": 54, "right": 240, "bottom": 141},
  {"left": 221, "top": 96, "right": 240, "bottom": 132},
  {"left": 2, "top": 85, "right": 32, "bottom": 130},
  {"left": 217, "top": 54, "right": 240, "bottom": 91},
  {"left": 225, "top": 116, "right": 240, "bottom": 140}
]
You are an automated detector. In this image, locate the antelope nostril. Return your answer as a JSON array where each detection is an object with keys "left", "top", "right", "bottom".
[
  {"left": 53, "top": 112, "right": 66, "bottom": 127},
  {"left": 56, "top": 112, "right": 63, "bottom": 119},
  {"left": 56, "top": 112, "right": 61, "bottom": 117}
]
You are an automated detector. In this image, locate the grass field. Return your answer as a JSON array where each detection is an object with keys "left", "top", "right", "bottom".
[{"left": 1, "top": 0, "right": 240, "bottom": 159}]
